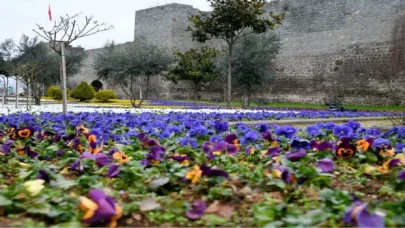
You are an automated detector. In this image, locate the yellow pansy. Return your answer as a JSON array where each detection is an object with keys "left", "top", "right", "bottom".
[
  {"left": 24, "top": 179, "right": 45, "bottom": 196},
  {"left": 185, "top": 165, "right": 202, "bottom": 184},
  {"left": 79, "top": 196, "right": 99, "bottom": 220}
]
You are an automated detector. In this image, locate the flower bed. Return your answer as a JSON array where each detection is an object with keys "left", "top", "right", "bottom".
[
  {"left": 0, "top": 111, "right": 405, "bottom": 227},
  {"left": 0, "top": 104, "right": 398, "bottom": 121}
]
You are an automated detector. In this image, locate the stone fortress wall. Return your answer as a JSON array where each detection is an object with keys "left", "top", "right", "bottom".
[{"left": 71, "top": 0, "right": 405, "bottom": 105}]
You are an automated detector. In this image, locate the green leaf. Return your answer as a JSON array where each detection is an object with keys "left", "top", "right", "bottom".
[
  {"left": 18, "top": 169, "right": 32, "bottom": 179},
  {"left": 365, "top": 152, "right": 378, "bottom": 163},
  {"left": 0, "top": 195, "right": 12, "bottom": 206},
  {"left": 27, "top": 203, "right": 51, "bottom": 215},
  {"left": 50, "top": 221, "right": 83, "bottom": 228},
  {"left": 267, "top": 179, "right": 286, "bottom": 189},
  {"left": 46, "top": 145, "right": 59, "bottom": 152},
  {"left": 148, "top": 177, "right": 169, "bottom": 189},
  {"left": 264, "top": 221, "right": 284, "bottom": 228},
  {"left": 50, "top": 175, "right": 77, "bottom": 190},
  {"left": 202, "top": 214, "right": 229, "bottom": 226}
]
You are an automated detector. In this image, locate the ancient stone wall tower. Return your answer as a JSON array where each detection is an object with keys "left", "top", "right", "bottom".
[{"left": 72, "top": 0, "right": 405, "bottom": 104}]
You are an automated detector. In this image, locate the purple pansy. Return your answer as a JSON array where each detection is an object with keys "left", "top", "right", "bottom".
[
  {"left": 306, "top": 125, "right": 321, "bottom": 137},
  {"left": 275, "top": 125, "right": 297, "bottom": 138},
  {"left": 201, "top": 164, "right": 229, "bottom": 179},
  {"left": 213, "top": 121, "right": 228, "bottom": 133},
  {"left": 37, "top": 170, "right": 51, "bottom": 183},
  {"left": 310, "top": 141, "right": 333, "bottom": 151},
  {"left": 0, "top": 141, "right": 12, "bottom": 155},
  {"left": 290, "top": 139, "right": 310, "bottom": 149},
  {"left": 209, "top": 136, "right": 223, "bottom": 143},
  {"left": 343, "top": 201, "right": 384, "bottom": 228},
  {"left": 373, "top": 138, "right": 391, "bottom": 148},
  {"left": 80, "top": 152, "right": 112, "bottom": 167},
  {"left": 264, "top": 146, "right": 283, "bottom": 158},
  {"left": 274, "top": 164, "right": 293, "bottom": 184},
  {"left": 70, "top": 159, "right": 83, "bottom": 172},
  {"left": 178, "top": 137, "right": 198, "bottom": 148},
  {"left": 108, "top": 164, "right": 120, "bottom": 178},
  {"left": 399, "top": 170, "right": 405, "bottom": 180},
  {"left": 333, "top": 124, "right": 353, "bottom": 138},
  {"left": 224, "top": 134, "right": 238, "bottom": 144},
  {"left": 389, "top": 159, "right": 401, "bottom": 167},
  {"left": 81, "top": 189, "right": 121, "bottom": 225},
  {"left": 186, "top": 200, "right": 206, "bottom": 220},
  {"left": 261, "top": 131, "right": 274, "bottom": 142},
  {"left": 240, "top": 131, "right": 259, "bottom": 144},
  {"left": 347, "top": 120, "right": 361, "bottom": 131},
  {"left": 285, "top": 149, "right": 307, "bottom": 161},
  {"left": 17, "top": 147, "right": 39, "bottom": 158},
  {"left": 395, "top": 143, "right": 405, "bottom": 153},
  {"left": 316, "top": 159, "right": 334, "bottom": 173},
  {"left": 141, "top": 146, "right": 165, "bottom": 166},
  {"left": 257, "top": 123, "right": 269, "bottom": 133},
  {"left": 56, "top": 150, "right": 65, "bottom": 156}
]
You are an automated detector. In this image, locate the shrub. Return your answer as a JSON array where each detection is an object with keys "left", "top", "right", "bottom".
[
  {"left": 95, "top": 90, "right": 117, "bottom": 102},
  {"left": 47, "top": 85, "right": 70, "bottom": 101},
  {"left": 71, "top": 82, "right": 96, "bottom": 101}
]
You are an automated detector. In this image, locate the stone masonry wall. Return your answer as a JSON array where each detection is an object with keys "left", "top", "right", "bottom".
[
  {"left": 69, "top": 42, "right": 134, "bottom": 98},
  {"left": 263, "top": 0, "right": 405, "bottom": 105},
  {"left": 73, "top": 1, "right": 405, "bottom": 105}
]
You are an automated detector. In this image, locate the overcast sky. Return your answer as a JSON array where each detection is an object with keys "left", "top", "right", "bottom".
[{"left": 0, "top": 0, "right": 211, "bottom": 50}]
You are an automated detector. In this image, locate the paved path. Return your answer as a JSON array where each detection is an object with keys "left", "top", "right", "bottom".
[{"left": 229, "top": 116, "right": 395, "bottom": 131}]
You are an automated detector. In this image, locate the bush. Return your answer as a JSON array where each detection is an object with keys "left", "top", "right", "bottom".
[
  {"left": 47, "top": 85, "right": 70, "bottom": 101},
  {"left": 95, "top": 90, "right": 117, "bottom": 102},
  {"left": 71, "top": 82, "right": 96, "bottom": 101}
]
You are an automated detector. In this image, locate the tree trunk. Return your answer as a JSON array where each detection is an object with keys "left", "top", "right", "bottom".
[
  {"left": 35, "top": 96, "right": 40, "bottom": 105},
  {"left": 1, "top": 85, "right": 4, "bottom": 109},
  {"left": 27, "top": 77, "right": 32, "bottom": 111},
  {"left": 61, "top": 42, "right": 68, "bottom": 114},
  {"left": 247, "top": 87, "right": 251, "bottom": 108},
  {"left": 138, "top": 77, "right": 143, "bottom": 100},
  {"left": 227, "top": 43, "right": 233, "bottom": 109},
  {"left": 5, "top": 77, "right": 8, "bottom": 104},
  {"left": 30, "top": 81, "right": 41, "bottom": 106},
  {"left": 145, "top": 75, "right": 151, "bottom": 99},
  {"left": 223, "top": 74, "right": 227, "bottom": 103},
  {"left": 194, "top": 81, "right": 198, "bottom": 106},
  {"left": 242, "top": 95, "right": 247, "bottom": 109},
  {"left": 15, "top": 78, "right": 18, "bottom": 108}
]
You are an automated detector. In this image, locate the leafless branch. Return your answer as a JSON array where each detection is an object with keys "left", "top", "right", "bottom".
[{"left": 32, "top": 13, "right": 113, "bottom": 55}]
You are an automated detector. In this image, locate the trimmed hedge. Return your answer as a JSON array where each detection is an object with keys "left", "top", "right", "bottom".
[
  {"left": 46, "top": 86, "right": 70, "bottom": 101},
  {"left": 71, "top": 82, "right": 96, "bottom": 101},
  {"left": 95, "top": 90, "right": 117, "bottom": 102}
]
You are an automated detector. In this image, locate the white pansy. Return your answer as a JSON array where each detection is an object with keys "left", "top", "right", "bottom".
[{"left": 0, "top": 104, "right": 294, "bottom": 115}]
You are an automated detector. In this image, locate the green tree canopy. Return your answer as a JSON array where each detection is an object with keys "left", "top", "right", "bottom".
[
  {"left": 166, "top": 46, "right": 221, "bottom": 105},
  {"left": 187, "top": 0, "right": 284, "bottom": 108},
  {"left": 230, "top": 32, "right": 280, "bottom": 108},
  {"left": 0, "top": 56, "right": 8, "bottom": 76},
  {"left": 10, "top": 35, "right": 86, "bottom": 105},
  {"left": 95, "top": 38, "right": 173, "bottom": 108}
]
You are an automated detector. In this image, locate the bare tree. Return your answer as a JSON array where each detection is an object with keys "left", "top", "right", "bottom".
[
  {"left": 18, "top": 62, "right": 45, "bottom": 111},
  {"left": 33, "top": 13, "right": 113, "bottom": 114}
]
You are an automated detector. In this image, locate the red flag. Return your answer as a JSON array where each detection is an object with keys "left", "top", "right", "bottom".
[{"left": 48, "top": 5, "right": 52, "bottom": 21}]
